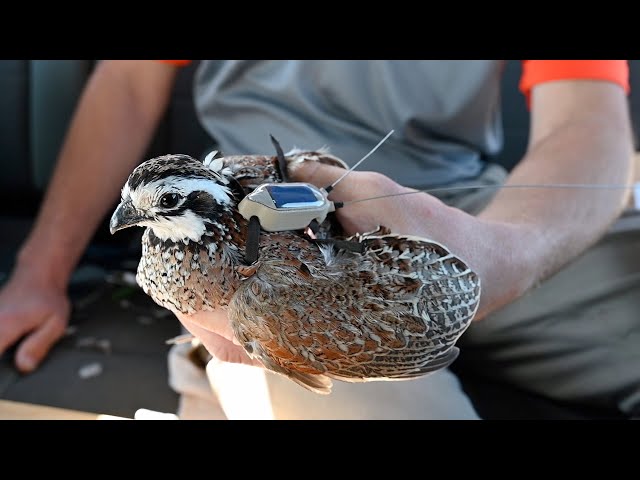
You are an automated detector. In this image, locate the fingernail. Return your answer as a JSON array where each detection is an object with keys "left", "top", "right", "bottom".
[{"left": 17, "top": 355, "right": 36, "bottom": 373}]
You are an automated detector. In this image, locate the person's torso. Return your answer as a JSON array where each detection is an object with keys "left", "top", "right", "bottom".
[{"left": 193, "top": 60, "right": 505, "bottom": 189}]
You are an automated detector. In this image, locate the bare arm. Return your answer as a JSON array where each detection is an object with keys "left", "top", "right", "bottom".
[
  {"left": 17, "top": 60, "right": 179, "bottom": 287},
  {"left": 0, "top": 60, "right": 179, "bottom": 371},
  {"left": 291, "top": 79, "right": 634, "bottom": 321},
  {"left": 471, "top": 80, "right": 634, "bottom": 316},
  {"left": 167, "top": 77, "right": 634, "bottom": 370}
]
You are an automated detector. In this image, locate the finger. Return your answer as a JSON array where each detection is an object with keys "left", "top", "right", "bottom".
[
  {"left": 0, "top": 312, "right": 34, "bottom": 357},
  {"left": 288, "top": 160, "right": 346, "bottom": 189},
  {"left": 179, "top": 317, "right": 261, "bottom": 367},
  {"left": 14, "top": 314, "right": 66, "bottom": 373},
  {"left": 174, "top": 309, "right": 237, "bottom": 344}
]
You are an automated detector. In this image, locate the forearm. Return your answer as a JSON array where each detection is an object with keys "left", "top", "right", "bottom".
[
  {"left": 16, "top": 61, "right": 178, "bottom": 288},
  {"left": 280, "top": 79, "right": 635, "bottom": 322},
  {"left": 451, "top": 81, "right": 634, "bottom": 318},
  {"left": 480, "top": 116, "right": 633, "bottom": 279},
  {"left": 387, "top": 81, "right": 634, "bottom": 320}
]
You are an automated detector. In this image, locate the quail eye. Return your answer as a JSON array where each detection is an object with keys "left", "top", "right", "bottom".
[{"left": 160, "top": 193, "right": 180, "bottom": 209}]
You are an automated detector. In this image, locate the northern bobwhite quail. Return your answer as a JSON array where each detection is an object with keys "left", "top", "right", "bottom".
[{"left": 109, "top": 148, "right": 481, "bottom": 394}]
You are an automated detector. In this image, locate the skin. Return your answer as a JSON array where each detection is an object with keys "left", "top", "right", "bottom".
[
  {"left": 0, "top": 61, "right": 179, "bottom": 372},
  {"left": 0, "top": 61, "right": 633, "bottom": 373}
]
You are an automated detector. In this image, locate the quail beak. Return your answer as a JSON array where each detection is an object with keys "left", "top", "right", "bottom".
[{"left": 110, "top": 200, "right": 145, "bottom": 234}]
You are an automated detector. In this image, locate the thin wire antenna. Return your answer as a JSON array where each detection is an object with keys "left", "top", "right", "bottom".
[
  {"left": 334, "top": 182, "right": 639, "bottom": 208},
  {"left": 325, "top": 129, "right": 395, "bottom": 192}
]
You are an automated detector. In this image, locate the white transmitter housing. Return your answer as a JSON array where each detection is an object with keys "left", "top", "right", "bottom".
[{"left": 237, "top": 182, "right": 335, "bottom": 232}]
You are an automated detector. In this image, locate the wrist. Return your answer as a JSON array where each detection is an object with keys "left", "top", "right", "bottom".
[
  {"left": 15, "top": 242, "right": 73, "bottom": 291},
  {"left": 462, "top": 216, "right": 540, "bottom": 320},
  {"left": 415, "top": 202, "right": 539, "bottom": 320}
]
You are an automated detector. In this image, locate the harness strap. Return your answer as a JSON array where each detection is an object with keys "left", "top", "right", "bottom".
[{"left": 245, "top": 215, "right": 261, "bottom": 264}]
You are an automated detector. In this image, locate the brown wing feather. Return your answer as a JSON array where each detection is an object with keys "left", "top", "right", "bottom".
[
  {"left": 221, "top": 150, "right": 348, "bottom": 193},
  {"left": 227, "top": 228, "right": 480, "bottom": 393}
]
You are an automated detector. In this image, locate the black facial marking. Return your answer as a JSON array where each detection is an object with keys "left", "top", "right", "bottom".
[
  {"left": 148, "top": 229, "right": 178, "bottom": 248},
  {"left": 186, "top": 190, "right": 225, "bottom": 219},
  {"left": 159, "top": 190, "right": 225, "bottom": 221},
  {"left": 147, "top": 230, "right": 207, "bottom": 254},
  {"left": 226, "top": 176, "right": 246, "bottom": 202}
]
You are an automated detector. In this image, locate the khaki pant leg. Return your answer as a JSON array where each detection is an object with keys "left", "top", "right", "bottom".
[
  {"left": 263, "top": 367, "right": 480, "bottom": 420},
  {"left": 459, "top": 213, "right": 640, "bottom": 416}
]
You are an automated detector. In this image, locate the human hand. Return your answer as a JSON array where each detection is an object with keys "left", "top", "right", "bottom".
[
  {"left": 171, "top": 166, "right": 420, "bottom": 368},
  {"left": 289, "top": 160, "right": 536, "bottom": 320},
  {"left": 288, "top": 160, "right": 453, "bottom": 237},
  {"left": 174, "top": 309, "right": 262, "bottom": 367},
  {"left": 0, "top": 266, "right": 71, "bottom": 373}
]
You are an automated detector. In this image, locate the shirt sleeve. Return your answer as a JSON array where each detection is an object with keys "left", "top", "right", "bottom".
[
  {"left": 157, "top": 60, "right": 192, "bottom": 66},
  {"left": 519, "top": 60, "right": 630, "bottom": 101}
]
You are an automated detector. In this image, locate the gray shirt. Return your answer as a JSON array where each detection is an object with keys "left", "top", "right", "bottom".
[{"left": 193, "top": 60, "right": 505, "bottom": 189}]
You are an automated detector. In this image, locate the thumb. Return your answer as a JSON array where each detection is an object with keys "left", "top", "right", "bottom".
[
  {"left": 15, "top": 314, "right": 67, "bottom": 373},
  {"left": 288, "top": 160, "right": 346, "bottom": 190}
]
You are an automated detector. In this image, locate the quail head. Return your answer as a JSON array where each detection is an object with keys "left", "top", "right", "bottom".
[{"left": 110, "top": 148, "right": 481, "bottom": 394}]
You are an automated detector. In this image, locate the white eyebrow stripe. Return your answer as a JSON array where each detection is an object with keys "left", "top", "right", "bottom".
[{"left": 144, "top": 176, "right": 233, "bottom": 205}]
